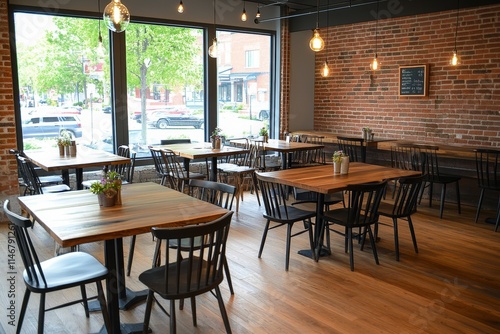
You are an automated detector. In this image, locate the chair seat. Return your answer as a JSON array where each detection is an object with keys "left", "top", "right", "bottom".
[
  {"left": 39, "top": 175, "right": 64, "bottom": 184},
  {"left": 264, "top": 205, "right": 316, "bottom": 223},
  {"left": 41, "top": 184, "right": 71, "bottom": 193},
  {"left": 324, "top": 208, "right": 369, "bottom": 227},
  {"left": 139, "top": 257, "right": 218, "bottom": 299},
  {"left": 23, "top": 251, "right": 108, "bottom": 292},
  {"left": 424, "top": 174, "right": 461, "bottom": 184}
]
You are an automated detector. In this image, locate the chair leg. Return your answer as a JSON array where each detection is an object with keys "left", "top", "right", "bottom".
[
  {"left": 80, "top": 285, "right": 90, "bottom": 317},
  {"left": 475, "top": 189, "right": 485, "bottom": 223},
  {"left": 494, "top": 197, "right": 500, "bottom": 232},
  {"left": 408, "top": 216, "right": 419, "bottom": 254},
  {"left": 38, "top": 293, "right": 46, "bottom": 334},
  {"left": 16, "top": 290, "right": 30, "bottom": 334},
  {"left": 251, "top": 173, "right": 261, "bottom": 206},
  {"left": 285, "top": 223, "right": 292, "bottom": 271},
  {"left": 258, "top": 220, "right": 271, "bottom": 259},
  {"left": 127, "top": 235, "right": 136, "bottom": 276},
  {"left": 223, "top": 259, "right": 234, "bottom": 295},
  {"left": 170, "top": 299, "right": 177, "bottom": 334},
  {"left": 190, "top": 297, "right": 197, "bottom": 327},
  {"left": 393, "top": 218, "right": 400, "bottom": 261},
  {"left": 367, "top": 226, "right": 380, "bottom": 265},
  {"left": 348, "top": 228, "right": 354, "bottom": 271},
  {"left": 215, "top": 286, "right": 232, "bottom": 334},
  {"left": 143, "top": 291, "right": 154, "bottom": 334},
  {"left": 455, "top": 181, "right": 461, "bottom": 214},
  {"left": 439, "top": 184, "right": 447, "bottom": 219},
  {"left": 96, "top": 281, "right": 111, "bottom": 333}
]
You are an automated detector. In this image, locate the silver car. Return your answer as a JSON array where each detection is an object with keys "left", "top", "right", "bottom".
[{"left": 22, "top": 114, "right": 83, "bottom": 139}]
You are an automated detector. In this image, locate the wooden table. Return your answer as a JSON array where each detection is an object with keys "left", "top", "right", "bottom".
[
  {"left": 257, "top": 163, "right": 421, "bottom": 259},
  {"left": 18, "top": 182, "right": 228, "bottom": 334},
  {"left": 152, "top": 143, "right": 249, "bottom": 181},
  {"left": 231, "top": 138, "right": 324, "bottom": 169},
  {"left": 23, "top": 146, "right": 131, "bottom": 190}
]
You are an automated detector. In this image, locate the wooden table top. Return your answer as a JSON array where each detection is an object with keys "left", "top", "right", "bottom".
[
  {"left": 18, "top": 182, "right": 228, "bottom": 248},
  {"left": 23, "top": 146, "right": 131, "bottom": 171},
  {"left": 230, "top": 138, "right": 324, "bottom": 152},
  {"left": 256, "top": 162, "right": 421, "bottom": 194},
  {"left": 152, "top": 143, "right": 248, "bottom": 159}
]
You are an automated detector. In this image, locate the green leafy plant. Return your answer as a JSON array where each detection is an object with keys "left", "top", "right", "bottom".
[
  {"left": 57, "top": 133, "right": 71, "bottom": 146},
  {"left": 211, "top": 127, "right": 223, "bottom": 139},
  {"left": 332, "top": 150, "right": 346, "bottom": 163},
  {"left": 259, "top": 127, "right": 268, "bottom": 136},
  {"left": 89, "top": 171, "right": 122, "bottom": 195}
]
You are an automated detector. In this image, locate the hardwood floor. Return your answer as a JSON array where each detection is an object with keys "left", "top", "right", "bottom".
[{"left": 1, "top": 190, "right": 499, "bottom": 333}]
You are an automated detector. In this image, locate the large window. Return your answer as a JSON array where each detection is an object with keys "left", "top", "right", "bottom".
[
  {"left": 216, "top": 31, "right": 271, "bottom": 139},
  {"left": 125, "top": 23, "right": 205, "bottom": 158},
  {"left": 13, "top": 13, "right": 111, "bottom": 152},
  {"left": 13, "top": 12, "right": 275, "bottom": 159}
]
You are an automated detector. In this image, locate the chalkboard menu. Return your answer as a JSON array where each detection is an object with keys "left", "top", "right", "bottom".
[{"left": 399, "top": 65, "right": 429, "bottom": 97}]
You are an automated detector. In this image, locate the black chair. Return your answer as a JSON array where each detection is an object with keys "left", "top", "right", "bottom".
[
  {"left": 389, "top": 143, "right": 423, "bottom": 197},
  {"left": 337, "top": 136, "right": 366, "bottom": 163},
  {"left": 17, "top": 155, "right": 71, "bottom": 195},
  {"left": 150, "top": 146, "right": 170, "bottom": 185},
  {"left": 3, "top": 200, "right": 110, "bottom": 333},
  {"left": 10, "top": 149, "right": 64, "bottom": 195},
  {"left": 322, "top": 181, "right": 387, "bottom": 271},
  {"left": 256, "top": 172, "right": 316, "bottom": 271},
  {"left": 161, "top": 139, "right": 210, "bottom": 176},
  {"left": 139, "top": 212, "right": 234, "bottom": 334},
  {"left": 82, "top": 145, "right": 135, "bottom": 189},
  {"left": 376, "top": 175, "right": 424, "bottom": 261},
  {"left": 419, "top": 145, "right": 461, "bottom": 219},
  {"left": 161, "top": 148, "right": 205, "bottom": 192},
  {"left": 474, "top": 148, "right": 500, "bottom": 231}
]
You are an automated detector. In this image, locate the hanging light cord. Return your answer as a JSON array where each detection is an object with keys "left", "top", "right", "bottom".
[
  {"left": 454, "top": 0, "right": 460, "bottom": 51},
  {"left": 375, "top": 0, "right": 379, "bottom": 55},
  {"left": 316, "top": 0, "right": 320, "bottom": 29}
]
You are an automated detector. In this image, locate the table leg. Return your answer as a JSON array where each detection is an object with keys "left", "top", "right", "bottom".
[
  {"left": 210, "top": 156, "right": 218, "bottom": 181},
  {"left": 183, "top": 158, "right": 190, "bottom": 177},
  {"left": 75, "top": 168, "right": 83, "bottom": 190},
  {"left": 98, "top": 239, "right": 149, "bottom": 334},
  {"left": 298, "top": 193, "right": 330, "bottom": 260},
  {"left": 62, "top": 169, "right": 70, "bottom": 187}
]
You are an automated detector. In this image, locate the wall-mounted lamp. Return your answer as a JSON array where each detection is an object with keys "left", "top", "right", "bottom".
[
  {"left": 103, "top": 0, "right": 130, "bottom": 33},
  {"left": 178, "top": 0, "right": 184, "bottom": 13},
  {"left": 450, "top": 0, "right": 461, "bottom": 66}
]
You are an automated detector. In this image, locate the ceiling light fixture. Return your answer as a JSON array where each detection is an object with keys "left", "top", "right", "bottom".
[
  {"left": 256, "top": 5, "right": 261, "bottom": 19},
  {"left": 450, "top": 0, "right": 460, "bottom": 66},
  {"left": 208, "top": 0, "right": 218, "bottom": 58},
  {"left": 370, "top": 0, "right": 380, "bottom": 70},
  {"left": 309, "top": 0, "right": 324, "bottom": 52},
  {"left": 103, "top": 0, "right": 130, "bottom": 33},
  {"left": 241, "top": 1, "right": 247, "bottom": 22},
  {"left": 321, "top": 0, "right": 331, "bottom": 77},
  {"left": 178, "top": 0, "right": 184, "bottom": 14}
]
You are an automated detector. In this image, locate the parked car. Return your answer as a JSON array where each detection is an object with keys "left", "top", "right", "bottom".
[
  {"left": 22, "top": 114, "right": 83, "bottom": 139},
  {"left": 143, "top": 107, "right": 203, "bottom": 129},
  {"left": 102, "top": 106, "right": 111, "bottom": 114}
]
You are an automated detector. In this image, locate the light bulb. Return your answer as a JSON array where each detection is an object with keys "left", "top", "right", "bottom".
[
  {"left": 208, "top": 38, "right": 218, "bottom": 58},
  {"left": 178, "top": 0, "right": 184, "bottom": 13},
  {"left": 309, "top": 29, "right": 324, "bottom": 52},
  {"left": 321, "top": 61, "right": 330, "bottom": 77},
  {"left": 103, "top": 0, "right": 130, "bottom": 33},
  {"left": 450, "top": 50, "right": 460, "bottom": 66},
  {"left": 241, "top": 9, "right": 247, "bottom": 22},
  {"left": 256, "top": 7, "right": 261, "bottom": 18},
  {"left": 370, "top": 54, "right": 380, "bottom": 71}
]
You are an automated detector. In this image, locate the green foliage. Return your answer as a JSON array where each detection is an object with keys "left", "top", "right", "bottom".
[{"left": 89, "top": 171, "right": 122, "bottom": 195}]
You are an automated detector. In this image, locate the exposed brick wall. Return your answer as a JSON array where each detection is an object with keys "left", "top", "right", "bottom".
[
  {"left": 314, "top": 4, "right": 500, "bottom": 148},
  {"left": 0, "top": 0, "right": 19, "bottom": 201}
]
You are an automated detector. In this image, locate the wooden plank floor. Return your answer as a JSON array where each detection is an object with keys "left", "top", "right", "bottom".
[{"left": 1, "top": 190, "right": 500, "bottom": 333}]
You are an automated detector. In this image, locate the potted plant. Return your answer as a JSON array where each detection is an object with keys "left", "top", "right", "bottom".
[
  {"left": 89, "top": 171, "right": 122, "bottom": 207},
  {"left": 211, "top": 127, "right": 223, "bottom": 149},
  {"left": 332, "top": 150, "right": 345, "bottom": 174},
  {"left": 56, "top": 134, "right": 71, "bottom": 156},
  {"left": 362, "top": 127, "right": 372, "bottom": 141},
  {"left": 259, "top": 127, "right": 269, "bottom": 143}
]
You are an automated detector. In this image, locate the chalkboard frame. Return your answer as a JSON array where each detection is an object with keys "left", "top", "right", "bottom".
[{"left": 399, "top": 64, "right": 429, "bottom": 97}]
